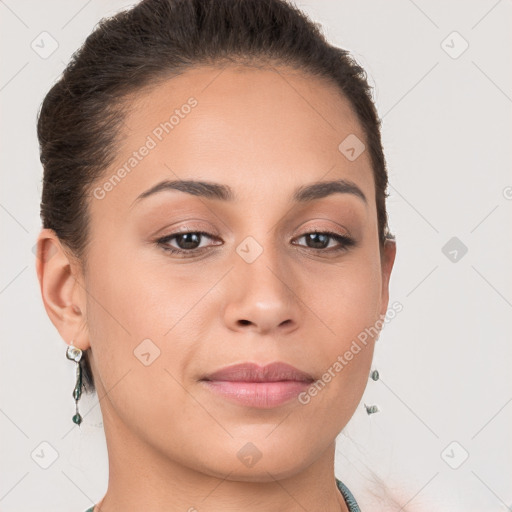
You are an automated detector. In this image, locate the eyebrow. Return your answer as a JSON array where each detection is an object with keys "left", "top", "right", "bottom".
[{"left": 130, "top": 178, "right": 367, "bottom": 207}]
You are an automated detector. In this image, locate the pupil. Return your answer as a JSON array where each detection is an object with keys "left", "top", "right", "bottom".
[
  {"left": 178, "top": 233, "right": 200, "bottom": 249},
  {"left": 308, "top": 233, "right": 328, "bottom": 249}
]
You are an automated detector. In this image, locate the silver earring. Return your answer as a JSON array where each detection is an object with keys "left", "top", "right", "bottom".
[
  {"left": 66, "top": 344, "right": 84, "bottom": 426},
  {"left": 365, "top": 368, "right": 380, "bottom": 414},
  {"left": 365, "top": 404, "right": 380, "bottom": 415}
]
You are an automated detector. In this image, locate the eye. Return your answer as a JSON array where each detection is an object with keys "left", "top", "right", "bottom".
[
  {"left": 156, "top": 229, "right": 355, "bottom": 258},
  {"left": 156, "top": 231, "right": 220, "bottom": 256},
  {"left": 292, "top": 230, "right": 355, "bottom": 253}
]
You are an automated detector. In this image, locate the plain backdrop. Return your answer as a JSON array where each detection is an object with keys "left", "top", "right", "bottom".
[{"left": 0, "top": 1, "right": 511, "bottom": 511}]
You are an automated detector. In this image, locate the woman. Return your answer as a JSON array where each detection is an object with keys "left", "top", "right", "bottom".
[{"left": 35, "top": 0, "right": 396, "bottom": 510}]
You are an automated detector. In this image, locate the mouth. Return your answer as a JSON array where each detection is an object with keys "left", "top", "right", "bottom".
[
  {"left": 201, "top": 361, "right": 315, "bottom": 383},
  {"left": 199, "top": 362, "right": 315, "bottom": 408}
]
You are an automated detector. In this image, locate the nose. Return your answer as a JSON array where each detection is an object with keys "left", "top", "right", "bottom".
[{"left": 222, "top": 243, "right": 302, "bottom": 336}]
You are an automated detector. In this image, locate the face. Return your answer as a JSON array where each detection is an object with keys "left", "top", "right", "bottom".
[{"left": 44, "top": 64, "right": 395, "bottom": 481}]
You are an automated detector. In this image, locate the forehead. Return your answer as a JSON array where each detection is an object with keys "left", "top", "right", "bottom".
[
  {"left": 97, "top": 64, "right": 375, "bottom": 209},
  {"left": 122, "top": 64, "right": 366, "bottom": 152}
]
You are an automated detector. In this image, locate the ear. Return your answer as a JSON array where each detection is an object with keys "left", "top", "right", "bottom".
[
  {"left": 379, "top": 238, "right": 396, "bottom": 318},
  {"left": 35, "top": 228, "right": 90, "bottom": 352}
]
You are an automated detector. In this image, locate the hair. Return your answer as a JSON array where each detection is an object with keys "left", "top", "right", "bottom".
[{"left": 37, "top": 0, "right": 394, "bottom": 396}]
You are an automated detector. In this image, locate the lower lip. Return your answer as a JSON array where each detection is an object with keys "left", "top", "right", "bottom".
[{"left": 200, "top": 380, "right": 312, "bottom": 408}]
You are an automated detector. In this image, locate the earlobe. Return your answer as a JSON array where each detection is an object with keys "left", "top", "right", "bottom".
[{"left": 35, "top": 229, "right": 90, "bottom": 351}]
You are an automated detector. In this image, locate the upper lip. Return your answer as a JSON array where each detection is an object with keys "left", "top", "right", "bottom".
[{"left": 202, "top": 362, "right": 315, "bottom": 383}]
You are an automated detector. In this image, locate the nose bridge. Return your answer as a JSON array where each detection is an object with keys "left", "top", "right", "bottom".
[
  {"left": 238, "top": 230, "right": 291, "bottom": 298},
  {"left": 224, "top": 229, "right": 301, "bottom": 333}
]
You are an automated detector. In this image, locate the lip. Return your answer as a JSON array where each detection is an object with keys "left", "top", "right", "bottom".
[{"left": 200, "top": 362, "right": 315, "bottom": 408}]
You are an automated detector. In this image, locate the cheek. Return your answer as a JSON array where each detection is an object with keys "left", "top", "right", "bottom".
[
  {"left": 289, "top": 254, "right": 383, "bottom": 427},
  {"left": 305, "top": 253, "right": 382, "bottom": 387},
  {"left": 83, "top": 241, "right": 207, "bottom": 394},
  {"left": 85, "top": 234, "right": 177, "bottom": 336},
  {"left": 312, "top": 253, "right": 382, "bottom": 339}
]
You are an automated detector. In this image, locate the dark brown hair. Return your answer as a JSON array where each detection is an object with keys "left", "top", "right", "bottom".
[{"left": 37, "top": 0, "right": 393, "bottom": 395}]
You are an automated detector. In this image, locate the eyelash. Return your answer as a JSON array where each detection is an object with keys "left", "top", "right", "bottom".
[{"left": 155, "top": 229, "right": 355, "bottom": 257}]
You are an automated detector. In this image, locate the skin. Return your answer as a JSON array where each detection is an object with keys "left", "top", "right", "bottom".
[{"left": 36, "top": 64, "right": 395, "bottom": 512}]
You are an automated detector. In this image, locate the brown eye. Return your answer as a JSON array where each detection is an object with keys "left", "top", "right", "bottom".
[
  {"left": 156, "top": 229, "right": 355, "bottom": 258},
  {"left": 172, "top": 232, "right": 203, "bottom": 250},
  {"left": 157, "top": 231, "right": 219, "bottom": 255},
  {"left": 293, "top": 231, "right": 355, "bottom": 252}
]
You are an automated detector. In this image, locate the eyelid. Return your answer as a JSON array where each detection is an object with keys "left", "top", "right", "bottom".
[
  {"left": 296, "top": 222, "right": 352, "bottom": 239},
  {"left": 154, "top": 221, "right": 220, "bottom": 238}
]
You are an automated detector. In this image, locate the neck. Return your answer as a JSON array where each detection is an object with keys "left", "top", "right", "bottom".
[{"left": 94, "top": 404, "right": 349, "bottom": 512}]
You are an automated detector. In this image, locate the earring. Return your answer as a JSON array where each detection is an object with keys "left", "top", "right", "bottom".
[
  {"left": 365, "top": 368, "right": 380, "bottom": 415},
  {"left": 365, "top": 404, "right": 380, "bottom": 415},
  {"left": 66, "top": 344, "right": 84, "bottom": 426}
]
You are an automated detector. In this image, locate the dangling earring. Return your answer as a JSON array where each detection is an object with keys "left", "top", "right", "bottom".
[
  {"left": 364, "top": 404, "right": 380, "bottom": 415},
  {"left": 365, "top": 368, "right": 380, "bottom": 415},
  {"left": 66, "top": 344, "right": 84, "bottom": 426}
]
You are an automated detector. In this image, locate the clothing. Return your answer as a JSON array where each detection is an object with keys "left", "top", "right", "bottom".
[
  {"left": 336, "top": 477, "right": 361, "bottom": 511},
  {"left": 83, "top": 478, "right": 360, "bottom": 512}
]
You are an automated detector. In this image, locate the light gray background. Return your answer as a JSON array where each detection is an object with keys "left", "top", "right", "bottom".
[{"left": 1, "top": 1, "right": 511, "bottom": 511}]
